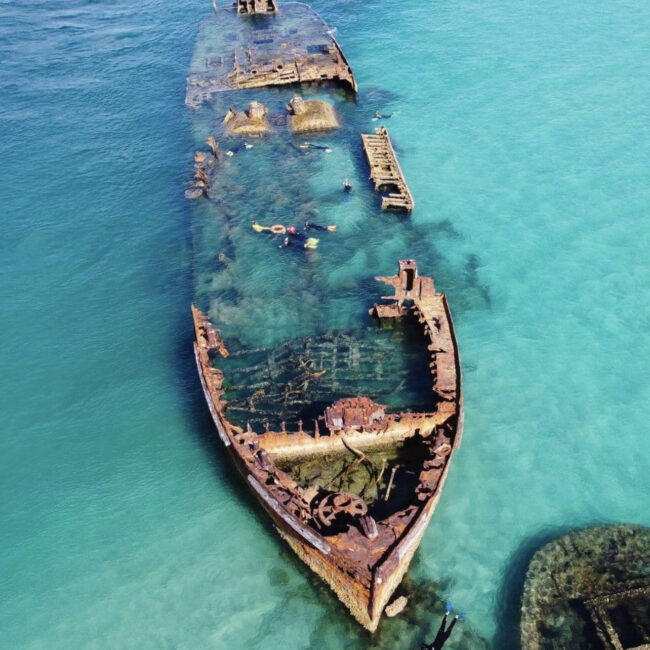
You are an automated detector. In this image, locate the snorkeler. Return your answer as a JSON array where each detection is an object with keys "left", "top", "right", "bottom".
[
  {"left": 421, "top": 603, "right": 464, "bottom": 650},
  {"left": 343, "top": 179, "right": 352, "bottom": 192},
  {"left": 280, "top": 235, "right": 319, "bottom": 250},
  {"left": 304, "top": 221, "right": 337, "bottom": 232},
  {"left": 286, "top": 225, "right": 306, "bottom": 240},
  {"left": 372, "top": 110, "right": 393, "bottom": 121},
  {"left": 226, "top": 141, "right": 253, "bottom": 156},
  {"left": 299, "top": 141, "right": 332, "bottom": 153}
]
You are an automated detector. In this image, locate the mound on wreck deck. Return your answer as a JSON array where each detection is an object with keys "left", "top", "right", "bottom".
[{"left": 191, "top": 260, "right": 463, "bottom": 631}]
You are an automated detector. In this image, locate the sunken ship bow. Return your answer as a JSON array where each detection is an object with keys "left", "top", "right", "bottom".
[{"left": 191, "top": 260, "right": 463, "bottom": 631}]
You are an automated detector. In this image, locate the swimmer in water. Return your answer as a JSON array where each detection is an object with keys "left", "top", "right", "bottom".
[
  {"left": 299, "top": 141, "right": 332, "bottom": 153},
  {"left": 286, "top": 225, "right": 306, "bottom": 241},
  {"left": 372, "top": 110, "right": 393, "bottom": 121},
  {"left": 304, "top": 221, "right": 337, "bottom": 232},
  {"left": 280, "top": 234, "right": 319, "bottom": 250},
  {"left": 226, "top": 141, "right": 253, "bottom": 156},
  {"left": 421, "top": 603, "right": 464, "bottom": 650}
]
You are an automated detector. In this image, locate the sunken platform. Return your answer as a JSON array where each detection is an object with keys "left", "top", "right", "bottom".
[{"left": 361, "top": 126, "right": 414, "bottom": 214}]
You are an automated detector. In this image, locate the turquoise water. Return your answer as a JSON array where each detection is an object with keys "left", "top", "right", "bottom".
[{"left": 1, "top": 0, "right": 649, "bottom": 647}]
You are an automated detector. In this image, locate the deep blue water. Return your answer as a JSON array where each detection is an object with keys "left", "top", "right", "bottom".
[{"left": 1, "top": 0, "right": 649, "bottom": 647}]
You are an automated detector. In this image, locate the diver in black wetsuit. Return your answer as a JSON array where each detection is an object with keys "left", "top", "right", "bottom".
[
  {"left": 421, "top": 603, "right": 464, "bottom": 650},
  {"left": 299, "top": 141, "right": 332, "bottom": 153},
  {"left": 343, "top": 178, "right": 352, "bottom": 193},
  {"left": 280, "top": 233, "right": 318, "bottom": 250},
  {"left": 304, "top": 221, "right": 326, "bottom": 232},
  {"left": 373, "top": 110, "right": 393, "bottom": 120},
  {"left": 304, "top": 221, "right": 337, "bottom": 233}
]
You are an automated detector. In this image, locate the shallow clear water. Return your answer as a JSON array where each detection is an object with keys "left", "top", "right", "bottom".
[{"left": 1, "top": 0, "right": 649, "bottom": 648}]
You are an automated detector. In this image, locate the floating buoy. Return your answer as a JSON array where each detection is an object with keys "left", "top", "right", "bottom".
[{"left": 252, "top": 222, "right": 286, "bottom": 235}]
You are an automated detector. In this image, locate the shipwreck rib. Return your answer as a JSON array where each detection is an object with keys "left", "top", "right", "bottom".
[
  {"left": 361, "top": 126, "right": 414, "bottom": 213},
  {"left": 191, "top": 260, "right": 462, "bottom": 631}
]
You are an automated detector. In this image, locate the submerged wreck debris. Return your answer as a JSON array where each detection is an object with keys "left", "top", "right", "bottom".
[
  {"left": 361, "top": 126, "right": 414, "bottom": 213},
  {"left": 191, "top": 260, "right": 462, "bottom": 631},
  {"left": 185, "top": 185, "right": 204, "bottom": 200},
  {"left": 287, "top": 94, "right": 339, "bottom": 134},
  {"left": 205, "top": 136, "right": 219, "bottom": 157},
  {"left": 521, "top": 524, "right": 650, "bottom": 650},
  {"left": 223, "top": 100, "right": 270, "bottom": 136},
  {"left": 217, "top": 324, "right": 432, "bottom": 431},
  {"left": 185, "top": 147, "right": 219, "bottom": 199},
  {"left": 185, "top": 3, "right": 357, "bottom": 108}
]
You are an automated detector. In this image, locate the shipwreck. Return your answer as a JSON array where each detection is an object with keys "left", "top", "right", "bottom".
[
  {"left": 186, "top": 0, "right": 458, "bottom": 632},
  {"left": 191, "top": 260, "right": 463, "bottom": 631},
  {"left": 185, "top": 1, "right": 357, "bottom": 109}
]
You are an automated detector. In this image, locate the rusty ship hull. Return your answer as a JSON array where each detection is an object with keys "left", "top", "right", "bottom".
[{"left": 192, "top": 260, "right": 462, "bottom": 631}]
